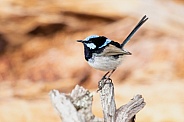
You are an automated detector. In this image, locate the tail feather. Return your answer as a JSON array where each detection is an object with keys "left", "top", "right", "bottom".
[{"left": 121, "top": 15, "right": 148, "bottom": 48}]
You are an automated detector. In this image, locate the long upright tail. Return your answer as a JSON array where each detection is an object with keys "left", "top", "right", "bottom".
[{"left": 120, "top": 15, "right": 148, "bottom": 48}]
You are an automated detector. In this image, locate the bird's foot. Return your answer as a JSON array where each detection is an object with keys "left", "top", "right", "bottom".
[
  {"left": 97, "top": 70, "right": 115, "bottom": 92},
  {"left": 97, "top": 77, "right": 112, "bottom": 92}
]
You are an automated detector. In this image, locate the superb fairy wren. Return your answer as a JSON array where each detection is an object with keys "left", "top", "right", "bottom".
[{"left": 77, "top": 15, "right": 148, "bottom": 79}]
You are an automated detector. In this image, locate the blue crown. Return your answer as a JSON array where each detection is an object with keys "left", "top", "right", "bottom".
[{"left": 84, "top": 35, "right": 99, "bottom": 41}]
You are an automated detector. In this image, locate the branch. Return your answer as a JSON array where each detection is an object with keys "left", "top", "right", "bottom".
[
  {"left": 49, "top": 80, "right": 146, "bottom": 122},
  {"left": 49, "top": 85, "right": 102, "bottom": 122},
  {"left": 98, "top": 79, "right": 146, "bottom": 122},
  {"left": 115, "top": 94, "right": 145, "bottom": 122},
  {"left": 99, "top": 79, "right": 116, "bottom": 122}
]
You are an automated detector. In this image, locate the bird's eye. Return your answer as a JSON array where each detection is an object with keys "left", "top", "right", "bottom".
[{"left": 88, "top": 40, "right": 92, "bottom": 43}]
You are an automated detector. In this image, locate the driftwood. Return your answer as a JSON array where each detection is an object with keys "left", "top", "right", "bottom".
[{"left": 49, "top": 78, "right": 146, "bottom": 122}]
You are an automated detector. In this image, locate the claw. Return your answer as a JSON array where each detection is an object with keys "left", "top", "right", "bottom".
[{"left": 97, "top": 77, "right": 112, "bottom": 92}]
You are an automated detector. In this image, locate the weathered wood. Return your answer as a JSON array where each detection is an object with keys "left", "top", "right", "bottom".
[
  {"left": 49, "top": 85, "right": 102, "bottom": 122},
  {"left": 49, "top": 80, "right": 146, "bottom": 122},
  {"left": 99, "top": 79, "right": 116, "bottom": 122},
  {"left": 115, "top": 94, "right": 145, "bottom": 122}
]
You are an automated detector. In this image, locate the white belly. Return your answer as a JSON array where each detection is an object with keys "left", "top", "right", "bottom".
[{"left": 88, "top": 55, "right": 123, "bottom": 71}]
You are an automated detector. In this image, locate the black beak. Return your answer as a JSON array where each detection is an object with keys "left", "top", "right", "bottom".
[{"left": 77, "top": 40, "right": 83, "bottom": 43}]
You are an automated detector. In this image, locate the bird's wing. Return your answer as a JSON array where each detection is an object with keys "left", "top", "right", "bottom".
[{"left": 99, "top": 45, "right": 131, "bottom": 56}]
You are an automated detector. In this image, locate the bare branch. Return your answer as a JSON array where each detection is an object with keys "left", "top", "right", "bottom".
[
  {"left": 99, "top": 79, "right": 116, "bottom": 122},
  {"left": 49, "top": 81, "right": 146, "bottom": 122},
  {"left": 49, "top": 85, "right": 103, "bottom": 122},
  {"left": 115, "top": 94, "right": 146, "bottom": 122}
]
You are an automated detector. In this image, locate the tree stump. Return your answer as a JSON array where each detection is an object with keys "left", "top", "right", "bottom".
[{"left": 49, "top": 79, "right": 146, "bottom": 122}]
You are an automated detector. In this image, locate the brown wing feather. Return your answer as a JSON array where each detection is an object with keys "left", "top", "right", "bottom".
[{"left": 99, "top": 45, "right": 131, "bottom": 56}]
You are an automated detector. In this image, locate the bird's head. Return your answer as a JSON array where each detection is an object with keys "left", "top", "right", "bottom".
[{"left": 77, "top": 35, "right": 112, "bottom": 50}]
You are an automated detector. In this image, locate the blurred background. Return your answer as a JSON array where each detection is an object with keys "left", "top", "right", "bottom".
[{"left": 0, "top": 0, "right": 184, "bottom": 122}]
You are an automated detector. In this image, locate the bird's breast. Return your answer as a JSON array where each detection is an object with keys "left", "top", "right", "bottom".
[{"left": 88, "top": 54, "right": 124, "bottom": 71}]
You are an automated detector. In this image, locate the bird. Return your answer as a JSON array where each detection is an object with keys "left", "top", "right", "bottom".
[{"left": 77, "top": 15, "right": 148, "bottom": 81}]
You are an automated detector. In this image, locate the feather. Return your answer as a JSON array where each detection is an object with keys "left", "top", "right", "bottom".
[{"left": 99, "top": 45, "right": 131, "bottom": 56}]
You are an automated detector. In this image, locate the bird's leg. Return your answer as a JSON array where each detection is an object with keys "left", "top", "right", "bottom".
[
  {"left": 103, "top": 69, "right": 116, "bottom": 84},
  {"left": 106, "top": 69, "right": 116, "bottom": 80},
  {"left": 97, "top": 69, "right": 116, "bottom": 92},
  {"left": 97, "top": 71, "right": 109, "bottom": 92},
  {"left": 101, "top": 71, "right": 110, "bottom": 80}
]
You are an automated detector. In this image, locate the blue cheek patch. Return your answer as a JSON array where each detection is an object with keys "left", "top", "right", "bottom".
[
  {"left": 86, "top": 43, "right": 96, "bottom": 49},
  {"left": 99, "top": 38, "right": 111, "bottom": 48}
]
